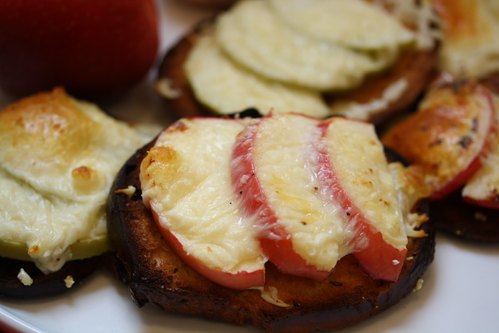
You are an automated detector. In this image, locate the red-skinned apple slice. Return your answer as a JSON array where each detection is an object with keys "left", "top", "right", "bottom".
[
  {"left": 231, "top": 113, "right": 349, "bottom": 281},
  {"left": 463, "top": 195, "right": 499, "bottom": 210},
  {"left": 462, "top": 102, "right": 499, "bottom": 209},
  {"left": 382, "top": 81, "right": 495, "bottom": 200},
  {"left": 140, "top": 118, "right": 266, "bottom": 290},
  {"left": 146, "top": 201, "right": 265, "bottom": 289},
  {"left": 316, "top": 118, "right": 408, "bottom": 281}
]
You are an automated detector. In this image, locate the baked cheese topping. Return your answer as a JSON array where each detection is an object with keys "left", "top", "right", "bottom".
[
  {"left": 437, "top": 0, "right": 499, "bottom": 78},
  {"left": 463, "top": 97, "right": 499, "bottom": 202},
  {"left": 0, "top": 89, "right": 147, "bottom": 273},
  {"left": 140, "top": 118, "right": 266, "bottom": 275},
  {"left": 140, "top": 114, "right": 425, "bottom": 286},
  {"left": 462, "top": 144, "right": 499, "bottom": 202},
  {"left": 253, "top": 114, "right": 351, "bottom": 271},
  {"left": 330, "top": 78, "right": 408, "bottom": 120},
  {"left": 215, "top": 0, "right": 397, "bottom": 91},
  {"left": 389, "top": 163, "right": 429, "bottom": 238},
  {"left": 323, "top": 119, "right": 407, "bottom": 249},
  {"left": 268, "top": 0, "right": 415, "bottom": 50},
  {"left": 382, "top": 83, "right": 494, "bottom": 192},
  {"left": 185, "top": 33, "right": 330, "bottom": 117}
]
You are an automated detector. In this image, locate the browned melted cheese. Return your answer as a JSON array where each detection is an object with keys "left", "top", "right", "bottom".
[{"left": 382, "top": 82, "right": 492, "bottom": 187}]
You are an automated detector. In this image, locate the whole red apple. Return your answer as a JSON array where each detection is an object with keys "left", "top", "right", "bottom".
[
  {"left": 181, "top": 0, "right": 236, "bottom": 8},
  {"left": 0, "top": 0, "right": 159, "bottom": 98}
]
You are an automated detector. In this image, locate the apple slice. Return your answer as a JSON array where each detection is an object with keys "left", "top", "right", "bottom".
[
  {"left": 231, "top": 113, "right": 349, "bottom": 281},
  {"left": 462, "top": 100, "right": 499, "bottom": 209},
  {"left": 140, "top": 118, "right": 266, "bottom": 290},
  {"left": 268, "top": 0, "right": 415, "bottom": 50},
  {"left": 184, "top": 33, "right": 330, "bottom": 118},
  {"left": 382, "top": 81, "right": 495, "bottom": 200},
  {"left": 316, "top": 118, "right": 408, "bottom": 281},
  {"left": 215, "top": 0, "right": 396, "bottom": 91}
]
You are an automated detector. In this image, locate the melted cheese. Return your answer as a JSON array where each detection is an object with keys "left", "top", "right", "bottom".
[
  {"left": 462, "top": 138, "right": 499, "bottom": 201},
  {"left": 253, "top": 114, "right": 350, "bottom": 271},
  {"left": 140, "top": 118, "right": 266, "bottom": 275},
  {"left": 381, "top": 0, "right": 441, "bottom": 50},
  {"left": 268, "top": 0, "right": 415, "bottom": 50},
  {"left": 138, "top": 114, "right": 419, "bottom": 285},
  {"left": 330, "top": 78, "right": 408, "bottom": 120},
  {"left": 437, "top": 0, "right": 499, "bottom": 78},
  {"left": 324, "top": 119, "right": 407, "bottom": 249},
  {"left": 389, "top": 163, "right": 429, "bottom": 238},
  {"left": 0, "top": 89, "right": 146, "bottom": 273},
  {"left": 382, "top": 83, "right": 494, "bottom": 192},
  {"left": 462, "top": 97, "right": 499, "bottom": 201},
  {"left": 185, "top": 33, "right": 330, "bottom": 117},
  {"left": 215, "top": 0, "right": 396, "bottom": 91}
]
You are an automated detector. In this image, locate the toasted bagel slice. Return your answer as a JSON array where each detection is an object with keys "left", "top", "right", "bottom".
[
  {"left": 107, "top": 129, "right": 435, "bottom": 333},
  {"left": 430, "top": 191, "right": 499, "bottom": 242},
  {"left": 156, "top": 0, "right": 438, "bottom": 124},
  {"left": 0, "top": 256, "right": 104, "bottom": 299}
]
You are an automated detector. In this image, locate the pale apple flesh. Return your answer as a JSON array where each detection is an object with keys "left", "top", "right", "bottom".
[
  {"left": 147, "top": 201, "right": 265, "bottom": 290},
  {"left": 462, "top": 98, "right": 499, "bottom": 209},
  {"left": 231, "top": 114, "right": 350, "bottom": 281},
  {"left": 316, "top": 118, "right": 408, "bottom": 281},
  {"left": 140, "top": 118, "right": 266, "bottom": 290}
]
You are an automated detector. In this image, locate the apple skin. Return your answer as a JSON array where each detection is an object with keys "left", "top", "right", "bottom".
[
  {"left": 231, "top": 120, "right": 330, "bottom": 281},
  {"left": 463, "top": 196, "right": 499, "bottom": 209},
  {"left": 316, "top": 119, "right": 406, "bottom": 282},
  {"left": 382, "top": 81, "right": 495, "bottom": 200},
  {"left": 0, "top": 0, "right": 159, "bottom": 98},
  {"left": 145, "top": 200, "right": 265, "bottom": 290},
  {"left": 431, "top": 156, "right": 482, "bottom": 200}
]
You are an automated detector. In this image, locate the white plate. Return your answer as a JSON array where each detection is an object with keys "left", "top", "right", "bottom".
[
  {"left": 1, "top": 1, "right": 499, "bottom": 333},
  {"left": 2, "top": 234, "right": 499, "bottom": 333}
]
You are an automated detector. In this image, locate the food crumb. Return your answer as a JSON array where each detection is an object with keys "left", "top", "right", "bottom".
[
  {"left": 64, "top": 275, "right": 75, "bottom": 289},
  {"left": 154, "top": 78, "right": 181, "bottom": 99},
  {"left": 392, "top": 259, "right": 400, "bottom": 266},
  {"left": 474, "top": 211, "right": 487, "bottom": 222},
  {"left": 115, "top": 185, "right": 136, "bottom": 198},
  {"left": 257, "top": 286, "right": 291, "bottom": 308},
  {"left": 17, "top": 268, "right": 33, "bottom": 286},
  {"left": 413, "top": 278, "right": 424, "bottom": 292}
]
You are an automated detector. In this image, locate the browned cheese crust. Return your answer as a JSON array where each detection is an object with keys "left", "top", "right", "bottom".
[
  {"left": 156, "top": 19, "right": 438, "bottom": 124},
  {"left": 106, "top": 141, "right": 435, "bottom": 333}
]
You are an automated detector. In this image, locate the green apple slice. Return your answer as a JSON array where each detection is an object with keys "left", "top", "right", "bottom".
[
  {"left": 0, "top": 234, "right": 110, "bottom": 262},
  {"left": 268, "top": 0, "right": 415, "bottom": 50},
  {"left": 215, "top": 0, "right": 397, "bottom": 91},
  {"left": 185, "top": 33, "right": 330, "bottom": 118}
]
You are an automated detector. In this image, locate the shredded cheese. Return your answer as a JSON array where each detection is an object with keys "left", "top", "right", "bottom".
[{"left": 17, "top": 268, "right": 33, "bottom": 286}]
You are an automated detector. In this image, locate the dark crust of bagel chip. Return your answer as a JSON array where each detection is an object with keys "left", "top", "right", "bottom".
[
  {"left": 481, "top": 74, "right": 499, "bottom": 94},
  {"left": 431, "top": 191, "right": 499, "bottom": 243},
  {"left": 0, "top": 255, "right": 103, "bottom": 299},
  {"left": 106, "top": 140, "right": 435, "bottom": 333},
  {"left": 156, "top": 18, "right": 438, "bottom": 125}
]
